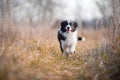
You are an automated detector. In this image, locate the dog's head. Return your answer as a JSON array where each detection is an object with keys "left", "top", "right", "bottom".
[{"left": 60, "top": 20, "right": 78, "bottom": 33}]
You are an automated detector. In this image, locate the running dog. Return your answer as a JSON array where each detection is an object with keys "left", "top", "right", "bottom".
[{"left": 58, "top": 20, "right": 85, "bottom": 57}]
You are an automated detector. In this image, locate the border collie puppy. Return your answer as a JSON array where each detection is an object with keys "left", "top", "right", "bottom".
[{"left": 58, "top": 20, "right": 85, "bottom": 57}]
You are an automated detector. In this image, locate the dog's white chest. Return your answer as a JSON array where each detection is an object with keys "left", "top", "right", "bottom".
[{"left": 62, "top": 31, "right": 77, "bottom": 46}]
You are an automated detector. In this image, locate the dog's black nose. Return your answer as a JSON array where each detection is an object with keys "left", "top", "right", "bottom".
[{"left": 67, "top": 27, "right": 70, "bottom": 29}]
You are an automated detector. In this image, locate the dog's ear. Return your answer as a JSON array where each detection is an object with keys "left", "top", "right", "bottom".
[
  {"left": 61, "top": 20, "right": 67, "bottom": 27},
  {"left": 71, "top": 21, "right": 78, "bottom": 32},
  {"left": 60, "top": 20, "right": 67, "bottom": 32},
  {"left": 61, "top": 22, "right": 64, "bottom": 28},
  {"left": 73, "top": 22, "right": 78, "bottom": 28}
]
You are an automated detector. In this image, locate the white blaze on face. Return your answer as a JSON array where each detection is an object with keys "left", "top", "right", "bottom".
[{"left": 66, "top": 20, "right": 72, "bottom": 33}]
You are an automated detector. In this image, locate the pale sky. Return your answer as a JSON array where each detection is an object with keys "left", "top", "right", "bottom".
[
  {"left": 79, "top": 0, "right": 102, "bottom": 20},
  {"left": 55, "top": 0, "right": 111, "bottom": 20},
  {"left": 13, "top": 0, "right": 112, "bottom": 22}
]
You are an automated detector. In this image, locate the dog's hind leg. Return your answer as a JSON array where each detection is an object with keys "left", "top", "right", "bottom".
[{"left": 60, "top": 42, "right": 63, "bottom": 52}]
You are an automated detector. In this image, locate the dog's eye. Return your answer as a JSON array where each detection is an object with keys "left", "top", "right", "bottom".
[{"left": 61, "top": 21, "right": 68, "bottom": 27}]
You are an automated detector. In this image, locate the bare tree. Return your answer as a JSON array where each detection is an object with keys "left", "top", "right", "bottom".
[
  {"left": 111, "top": 0, "right": 120, "bottom": 45},
  {"left": 0, "top": 0, "right": 11, "bottom": 20}
]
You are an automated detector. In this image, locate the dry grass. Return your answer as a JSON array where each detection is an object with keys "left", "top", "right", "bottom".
[{"left": 0, "top": 23, "right": 120, "bottom": 80}]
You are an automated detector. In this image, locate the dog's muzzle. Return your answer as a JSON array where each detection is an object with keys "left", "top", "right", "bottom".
[{"left": 66, "top": 27, "right": 70, "bottom": 33}]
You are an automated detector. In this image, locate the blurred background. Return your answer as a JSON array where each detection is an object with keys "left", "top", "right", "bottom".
[
  {"left": 0, "top": 0, "right": 113, "bottom": 26},
  {"left": 0, "top": 0, "right": 120, "bottom": 80}
]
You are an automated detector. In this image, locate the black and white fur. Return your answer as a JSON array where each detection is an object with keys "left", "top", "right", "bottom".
[{"left": 58, "top": 20, "right": 85, "bottom": 57}]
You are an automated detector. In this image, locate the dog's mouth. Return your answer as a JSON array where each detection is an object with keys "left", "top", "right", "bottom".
[
  {"left": 66, "top": 29, "right": 70, "bottom": 33},
  {"left": 66, "top": 27, "right": 71, "bottom": 33}
]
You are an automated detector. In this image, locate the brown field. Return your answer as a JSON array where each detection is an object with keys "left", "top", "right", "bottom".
[{"left": 0, "top": 24, "right": 120, "bottom": 80}]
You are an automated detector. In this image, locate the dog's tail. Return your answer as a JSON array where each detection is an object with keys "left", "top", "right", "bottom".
[{"left": 78, "top": 37, "right": 85, "bottom": 41}]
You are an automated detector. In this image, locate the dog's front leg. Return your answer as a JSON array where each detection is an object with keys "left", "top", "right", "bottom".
[
  {"left": 62, "top": 47, "right": 69, "bottom": 58},
  {"left": 69, "top": 44, "right": 76, "bottom": 54}
]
